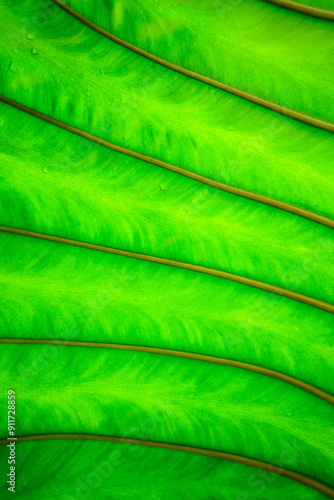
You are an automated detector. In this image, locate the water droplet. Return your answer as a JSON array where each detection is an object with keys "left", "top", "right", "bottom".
[
  {"left": 26, "top": 32, "right": 34, "bottom": 40},
  {"left": 9, "top": 62, "right": 17, "bottom": 72},
  {"left": 122, "top": 128, "right": 131, "bottom": 141},
  {"left": 286, "top": 412, "right": 293, "bottom": 418},
  {"left": 159, "top": 184, "right": 167, "bottom": 191},
  {"left": 22, "top": 480, "right": 27, "bottom": 487},
  {"left": 31, "top": 47, "right": 38, "bottom": 55},
  {"left": 42, "top": 166, "right": 49, "bottom": 174}
]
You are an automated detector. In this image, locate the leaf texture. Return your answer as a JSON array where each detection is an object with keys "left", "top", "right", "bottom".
[
  {"left": 1, "top": 343, "right": 334, "bottom": 487},
  {"left": 0, "top": 102, "right": 333, "bottom": 305},
  {"left": 0, "top": 0, "right": 333, "bottom": 498},
  {"left": 0, "top": 440, "right": 330, "bottom": 499},
  {"left": 64, "top": 0, "right": 334, "bottom": 123},
  {"left": 0, "top": 0, "right": 334, "bottom": 221},
  {"left": 0, "top": 232, "right": 333, "bottom": 396}
]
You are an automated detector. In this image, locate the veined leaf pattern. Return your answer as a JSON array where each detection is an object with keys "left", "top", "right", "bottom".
[{"left": 0, "top": 0, "right": 333, "bottom": 498}]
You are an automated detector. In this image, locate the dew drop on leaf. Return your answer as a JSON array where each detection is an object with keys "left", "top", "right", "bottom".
[
  {"left": 31, "top": 47, "right": 39, "bottom": 55},
  {"left": 122, "top": 128, "right": 131, "bottom": 141}
]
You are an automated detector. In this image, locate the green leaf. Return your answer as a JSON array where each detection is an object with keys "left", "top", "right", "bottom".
[
  {"left": 0, "top": 0, "right": 334, "bottom": 221},
  {"left": 64, "top": 0, "right": 334, "bottom": 123},
  {"left": 1, "top": 343, "right": 334, "bottom": 488},
  {"left": 0, "top": 232, "right": 333, "bottom": 396},
  {"left": 0, "top": 0, "right": 333, "bottom": 499},
  {"left": 0, "top": 102, "right": 333, "bottom": 305},
  {"left": 0, "top": 439, "right": 330, "bottom": 499}
]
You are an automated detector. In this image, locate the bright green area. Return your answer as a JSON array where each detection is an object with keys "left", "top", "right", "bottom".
[
  {"left": 0, "top": 343, "right": 334, "bottom": 488},
  {"left": 0, "top": 103, "right": 333, "bottom": 303},
  {"left": 0, "top": 1, "right": 333, "bottom": 498},
  {"left": 0, "top": 1, "right": 334, "bottom": 221},
  {"left": 0, "top": 232, "right": 333, "bottom": 397},
  {"left": 67, "top": 0, "right": 334, "bottom": 124},
  {"left": 0, "top": 440, "right": 329, "bottom": 499}
]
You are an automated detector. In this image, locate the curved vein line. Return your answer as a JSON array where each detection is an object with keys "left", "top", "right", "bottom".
[
  {"left": 50, "top": 0, "right": 334, "bottom": 133},
  {"left": 264, "top": 0, "right": 334, "bottom": 20},
  {"left": 0, "top": 96, "right": 333, "bottom": 229},
  {"left": 1, "top": 225, "right": 333, "bottom": 314},
  {"left": 1, "top": 434, "right": 334, "bottom": 498},
  {"left": 1, "top": 338, "right": 333, "bottom": 404}
]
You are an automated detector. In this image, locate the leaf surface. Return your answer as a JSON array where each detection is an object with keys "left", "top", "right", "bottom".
[
  {"left": 0, "top": 1, "right": 333, "bottom": 499},
  {"left": 0, "top": 0, "right": 334, "bottom": 221},
  {"left": 0, "top": 232, "right": 333, "bottom": 397},
  {"left": 65, "top": 0, "right": 334, "bottom": 123},
  {"left": 0, "top": 440, "right": 330, "bottom": 499},
  {"left": 0, "top": 102, "right": 333, "bottom": 304},
  {"left": 1, "top": 343, "right": 334, "bottom": 489}
]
